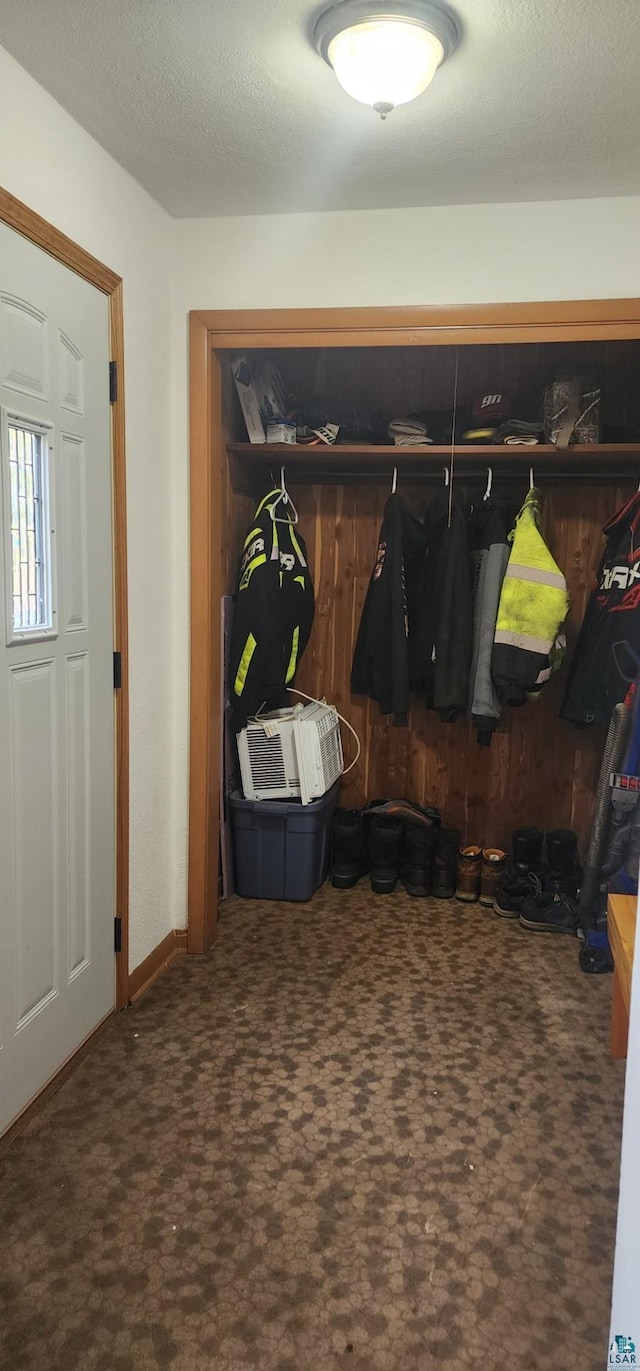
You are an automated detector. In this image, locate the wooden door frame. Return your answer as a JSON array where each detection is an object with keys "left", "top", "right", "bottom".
[
  {"left": 188, "top": 299, "right": 640, "bottom": 953},
  {"left": 0, "top": 188, "right": 130, "bottom": 1010}
]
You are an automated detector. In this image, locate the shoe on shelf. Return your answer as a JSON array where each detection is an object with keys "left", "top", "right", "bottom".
[
  {"left": 493, "top": 871, "right": 543, "bottom": 919},
  {"left": 512, "top": 826, "right": 543, "bottom": 875},
  {"left": 402, "top": 821, "right": 437, "bottom": 897},
  {"left": 455, "top": 845, "right": 482, "bottom": 902},
  {"left": 519, "top": 891, "right": 580, "bottom": 935},
  {"left": 432, "top": 827, "right": 461, "bottom": 900},
  {"left": 369, "top": 815, "right": 404, "bottom": 894},
  {"left": 365, "top": 798, "right": 441, "bottom": 828},
  {"left": 479, "top": 847, "right": 507, "bottom": 906},
  {"left": 331, "top": 808, "right": 371, "bottom": 889}
]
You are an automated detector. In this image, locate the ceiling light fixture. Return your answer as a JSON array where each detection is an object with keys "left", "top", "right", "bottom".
[{"left": 314, "top": 0, "right": 459, "bottom": 119}]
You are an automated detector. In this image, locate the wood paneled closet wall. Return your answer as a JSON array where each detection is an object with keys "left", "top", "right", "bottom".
[
  {"left": 187, "top": 305, "right": 640, "bottom": 950},
  {"left": 219, "top": 337, "right": 640, "bottom": 856}
]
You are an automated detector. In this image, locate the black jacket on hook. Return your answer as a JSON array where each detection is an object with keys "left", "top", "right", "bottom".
[
  {"left": 410, "top": 492, "right": 474, "bottom": 722},
  {"left": 229, "top": 488, "right": 315, "bottom": 726},
  {"left": 351, "top": 493, "right": 428, "bottom": 725}
]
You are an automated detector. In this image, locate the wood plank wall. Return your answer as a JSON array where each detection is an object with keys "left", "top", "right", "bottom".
[
  {"left": 289, "top": 479, "right": 633, "bottom": 853},
  {"left": 222, "top": 340, "right": 640, "bottom": 855},
  {"left": 228, "top": 339, "right": 640, "bottom": 441}
]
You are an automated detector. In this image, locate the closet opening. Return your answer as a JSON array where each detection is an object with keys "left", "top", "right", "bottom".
[{"left": 188, "top": 305, "right": 640, "bottom": 954}]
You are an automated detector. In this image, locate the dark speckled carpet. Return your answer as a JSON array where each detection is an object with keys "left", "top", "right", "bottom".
[{"left": 0, "top": 886, "right": 623, "bottom": 1369}]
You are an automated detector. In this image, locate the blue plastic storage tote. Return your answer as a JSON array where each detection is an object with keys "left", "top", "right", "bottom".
[{"left": 230, "top": 781, "right": 340, "bottom": 901}]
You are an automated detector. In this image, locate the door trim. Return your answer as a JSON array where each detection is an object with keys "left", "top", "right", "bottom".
[
  {"left": 188, "top": 300, "right": 640, "bottom": 954},
  {"left": 0, "top": 187, "right": 130, "bottom": 1010}
]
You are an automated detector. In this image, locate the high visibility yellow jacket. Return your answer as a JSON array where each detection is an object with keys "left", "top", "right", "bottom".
[{"left": 492, "top": 488, "right": 569, "bottom": 705}]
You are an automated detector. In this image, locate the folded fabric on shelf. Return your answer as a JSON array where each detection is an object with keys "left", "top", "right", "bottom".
[
  {"left": 492, "top": 419, "right": 544, "bottom": 446},
  {"left": 387, "top": 416, "right": 432, "bottom": 446}
]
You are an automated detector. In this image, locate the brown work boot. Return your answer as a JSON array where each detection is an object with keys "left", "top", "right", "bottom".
[
  {"left": 480, "top": 847, "right": 507, "bottom": 906},
  {"left": 455, "top": 845, "right": 482, "bottom": 902}
]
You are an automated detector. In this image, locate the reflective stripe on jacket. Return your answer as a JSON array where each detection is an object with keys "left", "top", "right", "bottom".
[
  {"left": 492, "top": 488, "right": 569, "bottom": 706},
  {"left": 229, "top": 489, "right": 314, "bottom": 725}
]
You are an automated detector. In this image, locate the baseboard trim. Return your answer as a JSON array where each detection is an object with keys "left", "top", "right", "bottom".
[
  {"left": 0, "top": 1010, "right": 115, "bottom": 1156},
  {"left": 128, "top": 929, "right": 188, "bottom": 1004}
]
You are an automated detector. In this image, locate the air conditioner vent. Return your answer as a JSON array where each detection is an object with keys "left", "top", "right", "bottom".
[{"left": 245, "top": 733, "right": 287, "bottom": 788}]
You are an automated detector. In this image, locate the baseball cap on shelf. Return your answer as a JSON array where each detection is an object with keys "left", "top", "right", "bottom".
[{"left": 471, "top": 391, "right": 512, "bottom": 424}]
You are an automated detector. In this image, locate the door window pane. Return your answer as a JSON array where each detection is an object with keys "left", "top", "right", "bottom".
[{"left": 8, "top": 422, "right": 50, "bottom": 631}]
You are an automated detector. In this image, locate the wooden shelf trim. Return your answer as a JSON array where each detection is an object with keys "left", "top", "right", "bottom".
[
  {"left": 228, "top": 441, "right": 640, "bottom": 488},
  {"left": 228, "top": 442, "right": 640, "bottom": 459}
]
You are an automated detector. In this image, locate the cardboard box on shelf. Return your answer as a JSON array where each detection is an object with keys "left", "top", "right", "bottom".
[
  {"left": 232, "top": 357, "right": 266, "bottom": 444},
  {"left": 232, "top": 356, "right": 293, "bottom": 444}
]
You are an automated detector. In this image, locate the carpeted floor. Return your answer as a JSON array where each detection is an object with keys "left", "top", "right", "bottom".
[{"left": 0, "top": 886, "right": 624, "bottom": 1370}]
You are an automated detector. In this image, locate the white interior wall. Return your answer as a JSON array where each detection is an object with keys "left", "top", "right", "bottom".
[
  {"left": 170, "top": 196, "right": 640, "bottom": 909},
  {"left": 0, "top": 45, "right": 178, "bottom": 972},
  {"left": 176, "top": 199, "right": 640, "bottom": 312}
]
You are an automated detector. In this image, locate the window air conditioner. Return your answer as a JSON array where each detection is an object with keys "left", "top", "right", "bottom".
[{"left": 237, "top": 702, "right": 343, "bottom": 804}]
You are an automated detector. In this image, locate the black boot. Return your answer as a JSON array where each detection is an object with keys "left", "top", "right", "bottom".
[
  {"left": 432, "top": 828, "right": 461, "bottom": 899},
  {"left": 545, "top": 829, "right": 581, "bottom": 897},
  {"left": 331, "top": 809, "right": 371, "bottom": 889},
  {"left": 402, "top": 823, "right": 436, "bottom": 897},
  {"left": 495, "top": 827, "right": 544, "bottom": 915},
  {"left": 512, "top": 826, "right": 543, "bottom": 875},
  {"left": 369, "top": 817, "right": 404, "bottom": 894},
  {"left": 545, "top": 829, "right": 578, "bottom": 874}
]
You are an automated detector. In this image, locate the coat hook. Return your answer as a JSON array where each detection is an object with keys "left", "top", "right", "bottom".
[
  {"left": 271, "top": 466, "right": 299, "bottom": 524},
  {"left": 483, "top": 466, "right": 493, "bottom": 502},
  {"left": 444, "top": 466, "right": 450, "bottom": 487},
  {"left": 529, "top": 465, "right": 535, "bottom": 490},
  {"left": 391, "top": 466, "right": 398, "bottom": 494}
]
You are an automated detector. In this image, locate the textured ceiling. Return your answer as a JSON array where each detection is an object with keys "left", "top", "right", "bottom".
[{"left": 1, "top": 0, "right": 640, "bottom": 217}]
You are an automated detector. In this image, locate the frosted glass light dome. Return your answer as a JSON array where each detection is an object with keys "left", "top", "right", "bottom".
[
  {"left": 314, "top": 1, "right": 459, "bottom": 119},
  {"left": 328, "top": 19, "right": 444, "bottom": 114}
]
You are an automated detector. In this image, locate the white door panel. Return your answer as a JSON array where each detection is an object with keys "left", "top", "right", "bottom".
[{"left": 0, "top": 222, "right": 115, "bottom": 1133}]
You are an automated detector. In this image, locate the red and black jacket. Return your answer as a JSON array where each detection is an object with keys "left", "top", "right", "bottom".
[{"left": 562, "top": 492, "right": 640, "bottom": 725}]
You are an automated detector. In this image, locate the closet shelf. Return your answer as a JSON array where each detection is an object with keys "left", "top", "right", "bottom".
[{"left": 227, "top": 441, "right": 640, "bottom": 490}]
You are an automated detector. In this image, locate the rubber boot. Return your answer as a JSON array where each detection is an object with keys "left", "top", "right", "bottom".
[
  {"left": 369, "top": 817, "right": 404, "bottom": 894},
  {"left": 331, "top": 809, "right": 371, "bottom": 889},
  {"left": 545, "top": 829, "right": 582, "bottom": 897},
  {"left": 494, "top": 829, "right": 542, "bottom": 916},
  {"left": 545, "top": 829, "right": 578, "bottom": 875},
  {"left": 432, "top": 828, "right": 461, "bottom": 899},
  {"left": 455, "top": 845, "right": 482, "bottom": 902},
  {"left": 479, "top": 847, "right": 507, "bottom": 906},
  {"left": 512, "top": 826, "right": 543, "bottom": 875},
  {"left": 402, "top": 823, "right": 436, "bottom": 897}
]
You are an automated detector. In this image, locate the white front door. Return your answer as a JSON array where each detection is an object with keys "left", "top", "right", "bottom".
[{"left": 0, "top": 222, "right": 115, "bottom": 1134}]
